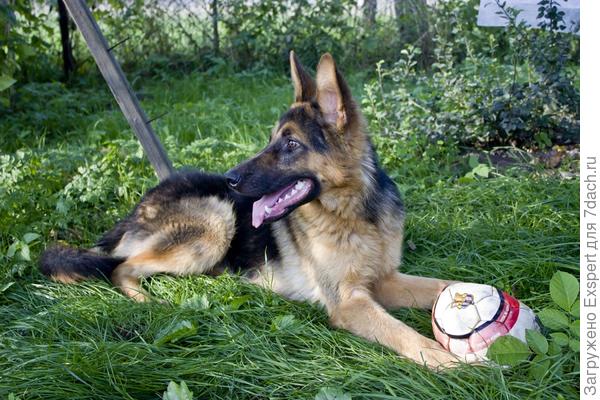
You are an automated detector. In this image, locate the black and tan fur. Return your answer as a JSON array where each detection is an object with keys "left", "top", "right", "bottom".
[{"left": 40, "top": 52, "right": 460, "bottom": 368}]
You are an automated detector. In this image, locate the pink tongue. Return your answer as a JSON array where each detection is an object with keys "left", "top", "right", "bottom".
[{"left": 252, "top": 192, "right": 280, "bottom": 228}]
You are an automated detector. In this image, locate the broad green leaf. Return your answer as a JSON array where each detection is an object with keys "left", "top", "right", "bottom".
[
  {"left": 271, "top": 314, "right": 296, "bottom": 332},
  {"left": 526, "top": 329, "right": 548, "bottom": 355},
  {"left": 487, "top": 336, "right": 532, "bottom": 366},
  {"left": 163, "top": 381, "right": 194, "bottom": 400},
  {"left": 550, "top": 271, "right": 579, "bottom": 311},
  {"left": 570, "top": 320, "right": 580, "bottom": 338},
  {"left": 20, "top": 243, "right": 31, "bottom": 261},
  {"left": 547, "top": 341, "right": 562, "bottom": 356},
  {"left": 550, "top": 332, "right": 569, "bottom": 347},
  {"left": 23, "top": 232, "right": 40, "bottom": 244},
  {"left": 569, "top": 339, "right": 579, "bottom": 353},
  {"left": 538, "top": 308, "right": 569, "bottom": 330},
  {"left": 570, "top": 299, "right": 580, "bottom": 318},
  {"left": 0, "top": 282, "right": 15, "bottom": 293},
  {"left": 56, "top": 198, "right": 71, "bottom": 215},
  {"left": 458, "top": 175, "right": 475, "bottom": 184},
  {"left": 468, "top": 154, "right": 479, "bottom": 169},
  {"left": 315, "top": 387, "right": 352, "bottom": 400},
  {"left": 472, "top": 163, "right": 491, "bottom": 178},
  {"left": 16, "top": 43, "right": 36, "bottom": 58},
  {"left": 180, "top": 294, "right": 210, "bottom": 310},
  {"left": 154, "top": 320, "right": 197, "bottom": 346},
  {"left": 0, "top": 75, "right": 16, "bottom": 92},
  {"left": 6, "top": 241, "right": 18, "bottom": 258},
  {"left": 529, "top": 354, "right": 551, "bottom": 380},
  {"left": 229, "top": 294, "right": 252, "bottom": 310}
]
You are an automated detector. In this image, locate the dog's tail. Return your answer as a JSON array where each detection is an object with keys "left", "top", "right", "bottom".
[{"left": 39, "top": 245, "right": 124, "bottom": 283}]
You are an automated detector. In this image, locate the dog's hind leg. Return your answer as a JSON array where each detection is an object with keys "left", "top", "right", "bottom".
[
  {"left": 373, "top": 271, "right": 453, "bottom": 310},
  {"left": 111, "top": 196, "right": 236, "bottom": 301},
  {"left": 111, "top": 246, "right": 224, "bottom": 302}
]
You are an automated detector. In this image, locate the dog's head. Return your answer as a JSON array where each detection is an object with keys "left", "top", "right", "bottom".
[{"left": 226, "top": 52, "right": 368, "bottom": 228}]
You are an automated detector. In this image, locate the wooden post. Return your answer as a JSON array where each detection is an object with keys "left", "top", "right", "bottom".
[
  {"left": 63, "top": 0, "right": 174, "bottom": 181},
  {"left": 58, "top": 0, "right": 75, "bottom": 80},
  {"left": 211, "top": 0, "right": 220, "bottom": 57},
  {"left": 1, "top": 0, "right": 15, "bottom": 107}
]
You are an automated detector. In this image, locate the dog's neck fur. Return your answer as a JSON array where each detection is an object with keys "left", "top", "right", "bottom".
[{"left": 297, "top": 120, "right": 375, "bottom": 226}]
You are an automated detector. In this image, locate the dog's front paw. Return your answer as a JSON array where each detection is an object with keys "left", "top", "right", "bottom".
[{"left": 409, "top": 338, "right": 463, "bottom": 370}]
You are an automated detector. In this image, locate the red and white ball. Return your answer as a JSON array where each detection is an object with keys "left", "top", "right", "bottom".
[{"left": 432, "top": 282, "right": 540, "bottom": 361}]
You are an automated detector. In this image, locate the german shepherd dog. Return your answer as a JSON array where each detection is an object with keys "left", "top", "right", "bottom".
[{"left": 40, "top": 52, "right": 460, "bottom": 368}]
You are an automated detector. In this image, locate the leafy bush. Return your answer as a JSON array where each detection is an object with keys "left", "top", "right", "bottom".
[
  {"left": 1, "top": 0, "right": 443, "bottom": 83},
  {"left": 0, "top": 80, "right": 113, "bottom": 150},
  {"left": 0, "top": 1, "right": 61, "bottom": 105},
  {"left": 363, "top": 0, "right": 579, "bottom": 151},
  {"left": 487, "top": 271, "right": 579, "bottom": 380},
  {"left": 222, "top": 0, "right": 353, "bottom": 69}
]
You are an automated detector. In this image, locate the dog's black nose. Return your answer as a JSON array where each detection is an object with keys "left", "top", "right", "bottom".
[{"left": 225, "top": 170, "right": 242, "bottom": 188}]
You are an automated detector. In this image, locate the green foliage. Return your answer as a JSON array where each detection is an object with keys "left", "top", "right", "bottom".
[
  {"left": 463, "top": 155, "right": 492, "bottom": 181},
  {"left": 487, "top": 335, "right": 531, "bottom": 366},
  {"left": 362, "top": 0, "right": 579, "bottom": 151},
  {"left": 550, "top": 270, "right": 579, "bottom": 311},
  {"left": 2, "top": 0, "right": 580, "bottom": 158},
  {"left": 1, "top": 0, "right": 427, "bottom": 81},
  {"left": 538, "top": 308, "right": 569, "bottom": 330},
  {"left": 5, "top": 232, "right": 40, "bottom": 262},
  {"left": 222, "top": 0, "right": 354, "bottom": 69},
  {"left": 0, "top": 74, "right": 15, "bottom": 91},
  {"left": 526, "top": 329, "right": 549, "bottom": 355},
  {"left": 487, "top": 271, "right": 579, "bottom": 380},
  {"left": 0, "top": 0, "right": 58, "bottom": 106},
  {"left": 315, "top": 387, "right": 352, "bottom": 400},
  {"left": 163, "top": 381, "right": 194, "bottom": 400},
  {"left": 0, "top": 80, "right": 113, "bottom": 151},
  {"left": 154, "top": 320, "right": 198, "bottom": 346}
]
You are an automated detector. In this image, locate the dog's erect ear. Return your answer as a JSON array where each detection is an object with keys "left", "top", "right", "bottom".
[
  {"left": 315, "top": 53, "right": 353, "bottom": 132},
  {"left": 290, "top": 51, "right": 316, "bottom": 103}
]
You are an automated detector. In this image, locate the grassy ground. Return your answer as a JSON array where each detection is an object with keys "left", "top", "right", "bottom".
[{"left": 0, "top": 71, "right": 579, "bottom": 399}]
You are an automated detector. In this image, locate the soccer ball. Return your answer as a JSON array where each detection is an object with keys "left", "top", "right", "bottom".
[{"left": 432, "top": 282, "right": 540, "bottom": 361}]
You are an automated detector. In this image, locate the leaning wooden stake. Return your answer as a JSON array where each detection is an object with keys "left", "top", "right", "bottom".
[{"left": 63, "top": 0, "right": 174, "bottom": 181}]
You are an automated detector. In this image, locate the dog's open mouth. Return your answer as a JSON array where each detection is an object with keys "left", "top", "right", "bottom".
[{"left": 252, "top": 179, "right": 314, "bottom": 228}]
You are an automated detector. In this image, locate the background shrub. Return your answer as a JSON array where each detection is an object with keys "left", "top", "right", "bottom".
[
  {"left": 1, "top": 0, "right": 579, "bottom": 151},
  {"left": 362, "top": 0, "right": 579, "bottom": 151}
]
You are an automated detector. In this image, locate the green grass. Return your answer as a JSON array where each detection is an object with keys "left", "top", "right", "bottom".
[{"left": 0, "top": 70, "right": 579, "bottom": 399}]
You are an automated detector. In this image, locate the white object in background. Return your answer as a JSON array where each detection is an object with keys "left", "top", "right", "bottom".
[{"left": 477, "top": 0, "right": 580, "bottom": 33}]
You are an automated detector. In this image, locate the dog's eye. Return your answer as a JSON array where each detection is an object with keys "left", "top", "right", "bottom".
[{"left": 286, "top": 139, "right": 300, "bottom": 150}]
